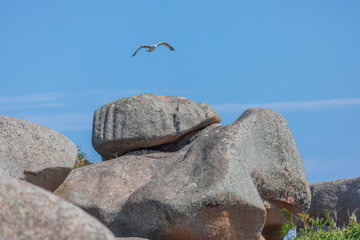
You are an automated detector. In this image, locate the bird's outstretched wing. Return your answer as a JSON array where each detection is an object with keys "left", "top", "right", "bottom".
[
  {"left": 156, "top": 42, "right": 175, "bottom": 51},
  {"left": 132, "top": 45, "right": 152, "bottom": 57}
]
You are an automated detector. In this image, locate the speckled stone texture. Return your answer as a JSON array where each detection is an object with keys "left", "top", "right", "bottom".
[
  {"left": 236, "top": 108, "right": 311, "bottom": 240},
  {"left": 57, "top": 108, "right": 310, "bottom": 240},
  {"left": 54, "top": 154, "right": 178, "bottom": 233},
  {"left": 0, "top": 115, "right": 77, "bottom": 192},
  {"left": 92, "top": 93, "right": 221, "bottom": 160},
  {"left": 0, "top": 175, "right": 116, "bottom": 240},
  {"left": 308, "top": 176, "right": 360, "bottom": 227}
]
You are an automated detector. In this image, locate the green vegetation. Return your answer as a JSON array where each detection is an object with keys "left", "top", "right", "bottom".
[
  {"left": 281, "top": 208, "right": 360, "bottom": 240},
  {"left": 73, "top": 145, "right": 93, "bottom": 169}
]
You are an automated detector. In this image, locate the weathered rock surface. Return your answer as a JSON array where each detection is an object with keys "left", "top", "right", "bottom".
[
  {"left": 0, "top": 115, "right": 77, "bottom": 191},
  {"left": 121, "top": 108, "right": 310, "bottom": 240},
  {"left": 308, "top": 176, "right": 360, "bottom": 227},
  {"left": 57, "top": 108, "right": 310, "bottom": 240},
  {"left": 54, "top": 153, "right": 178, "bottom": 232},
  {"left": 238, "top": 109, "right": 311, "bottom": 239},
  {"left": 0, "top": 175, "right": 116, "bottom": 240},
  {"left": 92, "top": 93, "right": 221, "bottom": 159}
]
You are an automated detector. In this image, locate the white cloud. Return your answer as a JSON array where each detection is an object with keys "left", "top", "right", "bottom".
[
  {"left": 0, "top": 102, "right": 68, "bottom": 111},
  {"left": 211, "top": 98, "right": 360, "bottom": 113},
  {"left": 0, "top": 89, "right": 199, "bottom": 111},
  {"left": 0, "top": 92, "right": 68, "bottom": 110},
  {"left": 14, "top": 113, "right": 93, "bottom": 131},
  {"left": 0, "top": 92, "right": 66, "bottom": 105}
]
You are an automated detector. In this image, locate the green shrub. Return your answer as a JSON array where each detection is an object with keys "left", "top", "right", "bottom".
[
  {"left": 281, "top": 208, "right": 360, "bottom": 240},
  {"left": 73, "top": 145, "right": 93, "bottom": 169},
  {"left": 281, "top": 208, "right": 295, "bottom": 237}
]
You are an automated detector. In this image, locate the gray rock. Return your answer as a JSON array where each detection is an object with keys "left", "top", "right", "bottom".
[
  {"left": 121, "top": 108, "right": 310, "bottom": 240},
  {"left": 236, "top": 108, "right": 311, "bottom": 239},
  {"left": 92, "top": 93, "right": 221, "bottom": 160},
  {"left": 0, "top": 115, "right": 77, "bottom": 192},
  {"left": 55, "top": 125, "right": 220, "bottom": 238},
  {"left": 121, "top": 123, "right": 267, "bottom": 240},
  {"left": 0, "top": 175, "right": 116, "bottom": 240},
  {"left": 54, "top": 154, "right": 178, "bottom": 233},
  {"left": 308, "top": 176, "right": 360, "bottom": 227},
  {"left": 57, "top": 108, "right": 310, "bottom": 240}
]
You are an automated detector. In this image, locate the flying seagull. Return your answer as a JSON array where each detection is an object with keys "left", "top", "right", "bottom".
[{"left": 132, "top": 42, "right": 175, "bottom": 57}]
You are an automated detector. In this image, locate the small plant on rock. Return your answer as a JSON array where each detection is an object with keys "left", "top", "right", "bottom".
[
  {"left": 73, "top": 145, "right": 93, "bottom": 169},
  {"left": 281, "top": 208, "right": 295, "bottom": 238}
]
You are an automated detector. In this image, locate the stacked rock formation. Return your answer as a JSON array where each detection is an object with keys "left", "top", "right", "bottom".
[
  {"left": 0, "top": 94, "right": 318, "bottom": 239},
  {"left": 55, "top": 93, "right": 312, "bottom": 240}
]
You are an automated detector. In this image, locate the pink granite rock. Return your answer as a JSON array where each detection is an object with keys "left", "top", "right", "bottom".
[
  {"left": 0, "top": 175, "right": 115, "bottom": 240},
  {"left": 0, "top": 115, "right": 77, "bottom": 191},
  {"left": 92, "top": 93, "right": 221, "bottom": 160}
]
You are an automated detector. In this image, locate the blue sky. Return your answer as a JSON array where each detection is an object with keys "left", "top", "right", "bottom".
[{"left": 0, "top": 1, "right": 359, "bottom": 183}]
